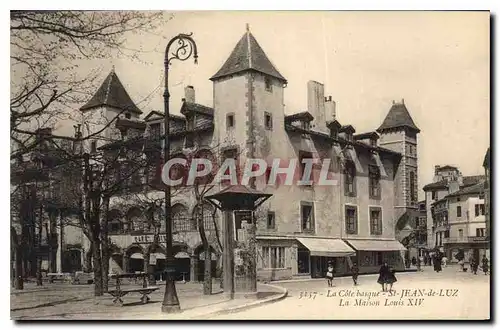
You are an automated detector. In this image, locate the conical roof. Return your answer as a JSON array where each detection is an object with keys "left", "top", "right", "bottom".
[
  {"left": 377, "top": 101, "right": 419, "bottom": 133},
  {"left": 210, "top": 26, "right": 287, "bottom": 83},
  {"left": 80, "top": 70, "right": 142, "bottom": 114}
]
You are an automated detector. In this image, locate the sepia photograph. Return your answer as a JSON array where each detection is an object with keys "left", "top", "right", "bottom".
[{"left": 9, "top": 10, "right": 491, "bottom": 321}]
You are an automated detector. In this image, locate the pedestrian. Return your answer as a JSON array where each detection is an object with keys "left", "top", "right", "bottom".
[
  {"left": 417, "top": 255, "right": 422, "bottom": 272},
  {"left": 481, "top": 255, "right": 489, "bottom": 275},
  {"left": 442, "top": 256, "right": 448, "bottom": 268},
  {"left": 423, "top": 255, "right": 428, "bottom": 266},
  {"left": 377, "top": 262, "right": 391, "bottom": 292},
  {"left": 387, "top": 265, "right": 397, "bottom": 292},
  {"left": 433, "top": 254, "right": 442, "bottom": 273},
  {"left": 326, "top": 262, "right": 334, "bottom": 287},
  {"left": 458, "top": 258, "right": 465, "bottom": 272},
  {"left": 471, "top": 258, "right": 478, "bottom": 275},
  {"left": 351, "top": 262, "right": 359, "bottom": 286},
  {"left": 412, "top": 257, "right": 417, "bottom": 267}
]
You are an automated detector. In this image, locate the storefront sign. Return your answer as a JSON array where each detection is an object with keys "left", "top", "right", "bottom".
[{"left": 133, "top": 235, "right": 168, "bottom": 244}]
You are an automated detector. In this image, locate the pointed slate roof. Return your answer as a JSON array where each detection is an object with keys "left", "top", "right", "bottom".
[
  {"left": 210, "top": 26, "right": 287, "bottom": 83},
  {"left": 80, "top": 70, "right": 142, "bottom": 114},
  {"left": 377, "top": 101, "right": 419, "bottom": 133}
]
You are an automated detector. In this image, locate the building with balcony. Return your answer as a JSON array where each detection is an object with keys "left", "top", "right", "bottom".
[
  {"left": 12, "top": 27, "right": 423, "bottom": 281},
  {"left": 433, "top": 181, "right": 488, "bottom": 262},
  {"left": 423, "top": 165, "right": 484, "bottom": 249}
]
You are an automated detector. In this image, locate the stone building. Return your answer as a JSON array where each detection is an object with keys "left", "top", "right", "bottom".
[
  {"left": 423, "top": 165, "right": 484, "bottom": 250},
  {"left": 432, "top": 181, "right": 488, "bottom": 262},
  {"left": 15, "top": 27, "right": 425, "bottom": 281}
]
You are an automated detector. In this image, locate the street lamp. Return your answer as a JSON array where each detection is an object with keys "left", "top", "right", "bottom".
[{"left": 162, "top": 33, "right": 198, "bottom": 313}]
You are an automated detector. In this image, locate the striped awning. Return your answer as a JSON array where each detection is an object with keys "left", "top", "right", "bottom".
[
  {"left": 346, "top": 239, "right": 407, "bottom": 252},
  {"left": 297, "top": 237, "right": 356, "bottom": 257},
  {"left": 130, "top": 252, "right": 143, "bottom": 260}
]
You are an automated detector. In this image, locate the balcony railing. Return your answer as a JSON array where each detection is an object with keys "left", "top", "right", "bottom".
[{"left": 443, "top": 236, "right": 488, "bottom": 244}]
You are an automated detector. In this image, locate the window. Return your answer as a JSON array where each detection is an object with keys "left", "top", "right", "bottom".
[
  {"left": 265, "top": 77, "right": 272, "bottom": 92},
  {"left": 90, "top": 140, "right": 97, "bottom": 153},
  {"left": 409, "top": 171, "right": 417, "bottom": 203},
  {"left": 457, "top": 206, "right": 462, "bottom": 218},
  {"left": 432, "top": 191, "right": 437, "bottom": 200},
  {"left": 262, "top": 247, "right": 285, "bottom": 269},
  {"left": 264, "top": 112, "right": 273, "bottom": 130},
  {"left": 299, "top": 151, "right": 313, "bottom": 186},
  {"left": 344, "top": 160, "right": 356, "bottom": 196},
  {"left": 369, "top": 165, "right": 381, "bottom": 199},
  {"left": 480, "top": 204, "right": 485, "bottom": 215},
  {"left": 330, "top": 128, "right": 338, "bottom": 139},
  {"left": 300, "top": 202, "right": 315, "bottom": 233},
  {"left": 370, "top": 207, "right": 382, "bottom": 235},
  {"left": 370, "top": 138, "right": 377, "bottom": 147},
  {"left": 444, "top": 230, "right": 450, "bottom": 238},
  {"left": 267, "top": 211, "right": 275, "bottom": 229},
  {"left": 150, "top": 123, "right": 161, "bottom": 140},
  {"left": 458, "top": 229, "right": 463, "bottom": 239},
  {"left": 475, "top": 204, "right": 480, "bottom": 217},
  {"left": 125, "top": 112, "right": 131, "bottom": 119},
  {"left": 301, "top": 121, "right": 310, "bottom": 131},
  {"left": 226, "top": 113, "right": 235, "bottom": 129},
  {"left": 476, "top": 228, "right": 485, "bottom": 237},
  {"left": 345, "top": 206, "right": 358, "bottom": 234},
  {"left": 457, "top": 197, "right": 461, "bottom": 202},
  {"left": 222, "top": 148, "right": 239, "bottom": 185},
  {"left": 172, "top": 204, "right": 192, "bottom": 232}
]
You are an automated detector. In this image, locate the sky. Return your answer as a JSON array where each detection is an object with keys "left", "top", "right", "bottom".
[{"left": 58, "top": 11, "right": 490, "bottom": 199}]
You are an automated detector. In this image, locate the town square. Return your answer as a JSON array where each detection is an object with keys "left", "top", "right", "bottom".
[{"left": 9, "top": 10, "right": 490, "bottom": 321}]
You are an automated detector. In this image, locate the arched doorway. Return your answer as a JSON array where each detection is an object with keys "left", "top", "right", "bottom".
[
  {"left": 126, "top": 245, "right": 144, "bottom": 273},
  {"left": 194, "top": 245, "right": 218, "bottom": 282},
  {"left": 172, "top": 244, "right": 191, "bottom": 281},
  {"left": 148, "top": 245, "right": 166, "bottom": 281}
]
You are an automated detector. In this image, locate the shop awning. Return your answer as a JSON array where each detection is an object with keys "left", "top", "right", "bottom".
[
  {"left": 297, "top": 237, "right": 356, "bottom": 257},
  {"left": 152, "top": 252, "right": 166, "bottom": 260},
  {"left": 130, "top": 252, "right": 143, "bottom": 260},
  {"left": 346, "top": 239, "right": 407, "bottom": 252},
  {"left": 175, "top": 251, "right": 190, "bottom": 259}
]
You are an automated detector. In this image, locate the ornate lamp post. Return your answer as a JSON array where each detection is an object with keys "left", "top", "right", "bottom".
[
  {"left": 205, "top": 185, "right": 272, "bottom": 299},
  {"left": 161, "top": 33, "right": 198, "bottom": 313}
]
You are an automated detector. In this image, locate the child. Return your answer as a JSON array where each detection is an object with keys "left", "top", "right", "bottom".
[
  {"left": 326, "top": 262, "right": 334, "bottom": 287},
  {"left": 351, "top": 262, "right": 359, "bottom": 286}
]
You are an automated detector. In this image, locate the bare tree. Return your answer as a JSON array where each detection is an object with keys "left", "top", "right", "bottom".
[{"left": 10, "top": 10, "right": 168, "bottom": 160}]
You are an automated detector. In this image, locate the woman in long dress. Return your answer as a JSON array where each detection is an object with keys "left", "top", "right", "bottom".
[
  {"left": 326, "top": 262, "right": 334, "bottom": 287},
  {"left": 377, "top": 262, "right": 390, "bottom": 292},
  {"left": 481, "top": 255, "right": 489, "bottom": 275}
]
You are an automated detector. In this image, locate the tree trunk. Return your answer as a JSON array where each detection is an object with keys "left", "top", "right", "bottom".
[
  {"left": 92, "top": 240, "right": 103, "bottom": 296},
  {"left": 101, "top": 196, "right": 110, "bottom": 293},
  {"left": 203, "top": 246, "right": 212, "bottom": 295},
  {"left": 36, "top": 210, "right": 43, "bottom": 286},
  {"left": 15, "top": 246, "right": 24, "bottom": 290}
]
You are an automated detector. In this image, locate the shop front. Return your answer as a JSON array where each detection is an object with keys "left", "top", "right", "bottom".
[
  {"left": 296, "top": 237, "right": 356, "bottom": 278},
  {"left": 345, "top": 239, "right": 406, "bottom": 273}
]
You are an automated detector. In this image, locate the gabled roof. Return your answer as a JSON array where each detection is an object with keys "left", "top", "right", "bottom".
[
  {"left": 354, "top": 131, "right": 379, "bottom": 140},
  {"left": 180, "top": 102, "right": 214, "bottom": 116},
  {"left": 462, "top": 175, "right": 485, "bottom": 188},
  {"left": 144, "top": 111, "right": 185, "bottom": 122},
  {"left": 326, "top": 119, "right": 342, "bottom": 130},
  {"left": 210, "top": 27, "right": 287, "bottom": 83},
  {"left": 423, "top": 180, "right": 448, "bottom": 191},
  {"left": 340, "top": 125, "right": 356, "bottom": 134},
  {"left": 285, "top": 111, "right": 314, "bottom": 122},
  {"left": 80, "top": 70, "right": 142, "bottom": 114},
  {"left": 446, "top": 181, "right": 485, "bottom": 198},
  {"left": 377, "top": 102, "right": 419, "bottom": 133}
]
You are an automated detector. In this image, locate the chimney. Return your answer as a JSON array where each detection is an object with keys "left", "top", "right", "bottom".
[
  {"left": 184, "top": 85, "right": 195, "bottom": 103},
  {"left": 307, "top": 81, "right": 326, "bottom": 133},
  {"left": 324, "top": 96, "right": 336, "bottom": 121}
]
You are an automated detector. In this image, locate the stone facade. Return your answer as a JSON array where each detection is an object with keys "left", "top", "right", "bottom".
[{"left": 27, "top": 27, "right": 423, "bottom": 281}]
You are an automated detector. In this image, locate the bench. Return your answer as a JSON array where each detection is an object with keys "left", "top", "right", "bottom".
[
  {"left": 47, "top": 273, "right": 72, "bottom": 283},
  {"left": 108, "top": 273, "right": 159, "bottom": 306}
]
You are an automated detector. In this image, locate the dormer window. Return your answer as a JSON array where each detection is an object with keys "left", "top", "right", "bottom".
[
  {"left": 125, "top": 112, "right": 131, "bottom": 119},
  {"left": 302, "top": 121, "right": 310, "bottom": 131},
  {"left": 370, "top": 138, "right": 377, "bottom": 147},
  {"left": 265, "top": 77, "right": 272, "bottom": 92}
]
